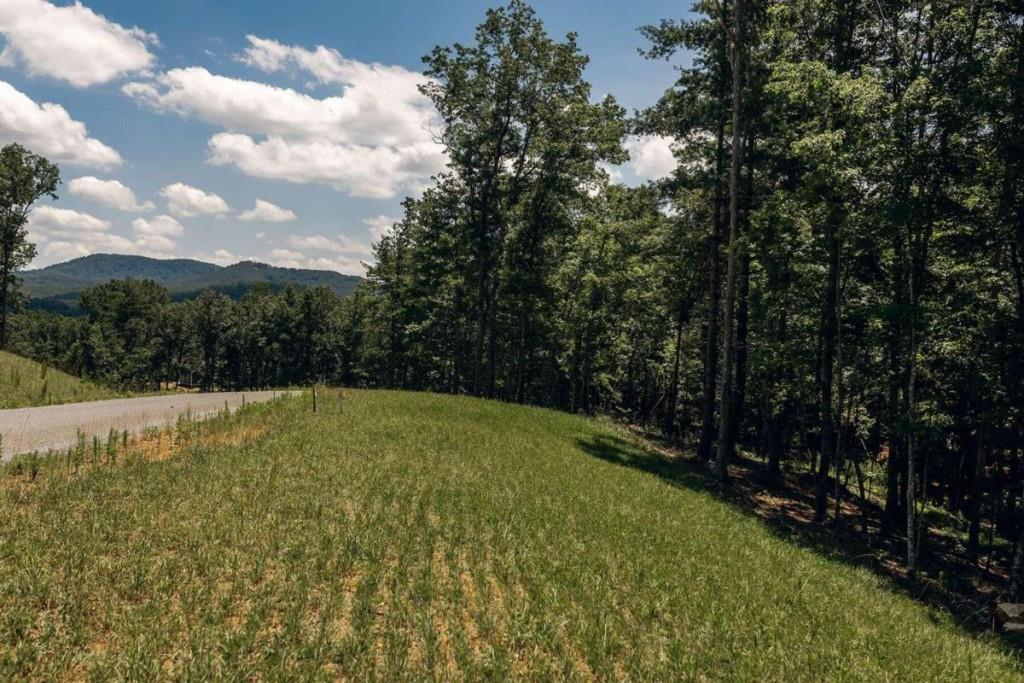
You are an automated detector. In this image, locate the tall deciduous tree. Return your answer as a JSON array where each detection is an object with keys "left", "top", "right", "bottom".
[
  {"left": 639, "top": 1, "right": 734, "bottom": 462},
  {"left": 416, "top": 0, "right": 625, "bottom": 399},
  {"left": 714, "top": 0, "right": 747, "bottom": 482},
  {"left": 0, "top": 144, "right": 59, "bottom": 348}
]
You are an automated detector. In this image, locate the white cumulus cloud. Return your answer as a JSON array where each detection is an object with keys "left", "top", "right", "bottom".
[
  {"left": 208, "top": 133, "right": 444, "bottom": 199},
  {"left": 280, "top": 230, "right": 372, "bottom": 276},
  {"left": 287, "top": 233, "right": 372, "bottom": 257},
  {"left": 131, "top": 214, "right": 182, "bottom": 253},
  {"left": 26, "top": 205, "right": 139, "bottom": 265},
  {"left": 123, "top": 37, "right": 447, "bottom": 198},
  {"left": 132, "top": 214, "right": 183, "bottom": 237},
  {"left": 193, "top": 248, "right": 239, "bottom": 267},
  {"left": 26, "top": 206, "right": 187, "bottom": 264},
  {"left": 625, "top": 135, "right": 677, "bottom": 181},
  {"left": 0, "top": 0, "right": 157, "bottom": 87},
  {"left": 0, "top": 81, "right": 122, "bottom": 167},
  {"left": 305, "top": 255, "right": 364, "bottom": 276},
  {"left": 265, "top": 248, "right": 304, "bottom": 268},
  {"left": 68, "top": 176, "right": 153, "bottom": 212},
  {"left": 193, "top": 246, "right": 364, "bottom": 276},
  {"left": 124, "top": 66, "right": 430, "bottom": 148},
  {"left": 238, "top": 35, "right": 353, "bottom": 84},
  {"left": 28, "top": 205, "right": 111, "bottom": 234},
  {"left": 364, "top": 215, "right": 396, "bottom": 242},
  {"left": 239, "top": 199, "right": 296, "bottom": 222},
  {"left": 160, "top": 182, "right": 230, "bottom": 217},
  {"left": 238, "top": 36, "right": 436, "bottom": 145}
]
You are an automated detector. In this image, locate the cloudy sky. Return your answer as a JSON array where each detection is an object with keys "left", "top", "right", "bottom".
[{"left": 0, "top": 0, "right": 692, "bottom": 274}]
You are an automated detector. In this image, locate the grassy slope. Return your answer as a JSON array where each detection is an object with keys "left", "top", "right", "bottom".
[
  {"left": 0, "top": 350, "right": 121, "bottom": 409},
  {"left": 0, "top": 390, "right": 1020, "bottom": 680}
]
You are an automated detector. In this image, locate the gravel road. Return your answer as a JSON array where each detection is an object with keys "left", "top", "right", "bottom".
[{"left": 0, "top": 391, "right": 291, "bottom": 459}]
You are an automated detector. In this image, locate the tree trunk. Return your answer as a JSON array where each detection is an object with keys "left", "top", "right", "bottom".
[
  {"left": 486, "top": 301, "right": 498, "bottom": 398},
  {"left": 906, "top": 262, "right": 918, "bottom": 574},
  {"left": 883, "top": 231, "right": 907, "bottom": 533},
  {"left": 665, "top": 298, "right": 687, "bottom": 438},
  {"left": 854, "top": 458, "right": 869, "bottom": 535},
  {"left": 714, "top": 0, "right": 744, "bottom": 482},
  {"left": 728, "top": 138, "right": 754, "bottom": 452},
  {"left": 729, "top": 249, "right": 750, "bottom": 452},
  {"left": 696, "top": 68, "right": 729, "bottom": 464},
  {"left": 0, "top": 251, "right": 10, "bottom": 349},
  {"left": 765, "top": 405, "right": 786, "bottom": 480},
  {"left": 472, "top": 277, "right": 489, "bottom": 396},
  {"left": 514, "top": 307, "right": 528, "bottom": 403},
  {"left": 968, "top": 431, "right": 986, "bottom": 560},
  {"left": 814, "top": 210, "right": 841, "bottom": 522},
  {"left": 1006, "top": 31, "right": 1024, "bottom": 587}
]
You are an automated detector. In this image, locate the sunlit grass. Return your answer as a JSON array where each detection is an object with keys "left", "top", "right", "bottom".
[
  {"left": 0, "top": 350, "right": 122, "bottom": 409},
  {"left": 0, "top": 389, "right": 1020, "bottom": 680}
]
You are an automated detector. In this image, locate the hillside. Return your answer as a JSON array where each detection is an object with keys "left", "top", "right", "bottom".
[
  {"left": 0, "top": 350, "right": 122, "bottom": 409},
  {"left": 18, "top": 254, "right": 363, "bottom": 313},
  {"left": 1, "top": 391, "right": 1019, "bottom": 680}
]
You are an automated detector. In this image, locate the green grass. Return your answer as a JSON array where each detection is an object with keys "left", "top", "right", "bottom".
[
  {"left": 0, "top": 350, "right": 122, "bottom": 409},
  {"left": 1, "top": 390, "right": 1021, "bottom": 680}
]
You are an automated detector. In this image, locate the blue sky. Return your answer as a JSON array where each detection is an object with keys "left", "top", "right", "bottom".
[{"left": 0, "top": 0, "right": 693, "bottom": 273}]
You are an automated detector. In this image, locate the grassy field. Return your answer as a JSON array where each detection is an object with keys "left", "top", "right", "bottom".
[
  {"left": 1, "top": 390, "right": 1021, "bottom": 681},
  {"left": 0, "top": 350, "right": 122, "bottom": 409}
]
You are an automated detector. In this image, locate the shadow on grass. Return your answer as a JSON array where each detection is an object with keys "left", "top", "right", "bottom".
[{"left": 576, "top": 430, "right": 1023, "bottom": 656}]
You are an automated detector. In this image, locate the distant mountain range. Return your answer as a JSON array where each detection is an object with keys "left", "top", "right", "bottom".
[{"left": 19, "top": 254, "right": 364, "bottom": 315}]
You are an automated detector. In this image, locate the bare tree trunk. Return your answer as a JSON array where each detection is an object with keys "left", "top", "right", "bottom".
[
  {"left": 728, "top": 139, "right": 754, "bottom": 452},
  {"left": 814, "top": 210, "right": 841, "bottom": 522},
  {"left": 486, "top": 302, "right": 498, "bottom": 399},
  {"left": 854, "top": 458, "right": 869, "bottom": 535},
  {"left": 883, "top": 232, "right": 907, "bottom": 533},
  {"left": 765, "top": 403, "right": 787, "bottom": 480},
  {"left": 1005, "top": 27, "right": 1024, "bottom": 597},
  {"left": 715, "top": 0, "right": 744, "bottom": 482},
  {"left": 472, "top": 278, "right": 488, "bottom": 396},
  {"left": 968, "top": 431, "right": 986, "bottom": 560},
  {"left": 906, "top": 265, "right": 918, "bottom": 574},
  {"left": 665, "top": 299, "right": 687, "bottom": 438},
  {"left": 833, "top": 277, "right": 848, "bottom": 525},
  {"left": 696, "top": 68, "right": 729, "bottom": 464},
  {"left": 0, "top": 251, "right": 10, "bottom": 349},
  {"left": 729, "top": 250, "right": 750, "bottom": 450}
]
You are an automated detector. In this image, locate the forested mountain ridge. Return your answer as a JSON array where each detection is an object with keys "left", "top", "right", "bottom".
[
  {"left": 20, "top": 255, "right": 220, "bottom": 295},
  {"left": 18, "top": 254, "right": 363, "bottom": 313}
]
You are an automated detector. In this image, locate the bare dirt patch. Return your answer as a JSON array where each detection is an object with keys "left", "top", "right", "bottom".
[{"left": 205, "top": 423, "right": 268, "bottom": 447}]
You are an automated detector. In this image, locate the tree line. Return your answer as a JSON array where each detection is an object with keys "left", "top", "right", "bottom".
[
  {"left": 9, "top": 281, "right": 355, "bottom": 392},
  {"left": 2, "top": 0, "right": 1022, "bottom": 589}
]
